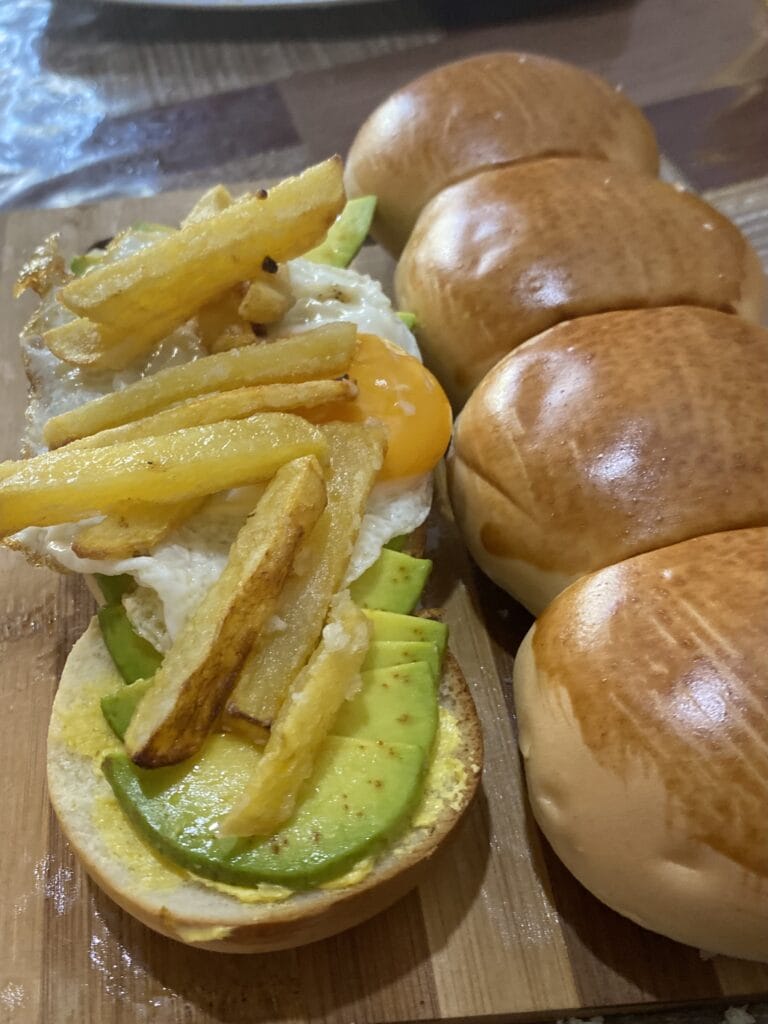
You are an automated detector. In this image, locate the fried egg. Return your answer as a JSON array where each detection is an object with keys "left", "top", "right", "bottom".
[{"left": 16, "top": 253, "right": 446, "bottom": 646}]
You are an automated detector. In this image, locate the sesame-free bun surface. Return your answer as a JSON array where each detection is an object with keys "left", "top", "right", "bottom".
[
  {"left": 345, "top": 52, "right": 659, "bottom": 255},
  {"left": 47, "top": 618, "right": 482, "bottom": 953},
  {"left": 396, "top": 159, "right": 765, "bottom": 406},
  {"left": 513, "top": 527, "right": 768, "bottom": 962},
  {"left": 448, "top": 307, "right": 768, "bottom": 614}
]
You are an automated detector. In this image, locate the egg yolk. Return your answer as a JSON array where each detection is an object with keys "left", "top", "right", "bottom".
[{"left": 306, "top": 333, "right": 453, "bottom": 480}]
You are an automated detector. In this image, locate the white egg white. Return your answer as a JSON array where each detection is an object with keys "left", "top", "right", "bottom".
[{"left": 16, "top": 250, "right": 432, "bottom": 645}]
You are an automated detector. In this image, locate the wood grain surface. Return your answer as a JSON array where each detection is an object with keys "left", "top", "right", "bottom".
[{"left": 1, "top": 181, "right": 768, "bottom": 1024}]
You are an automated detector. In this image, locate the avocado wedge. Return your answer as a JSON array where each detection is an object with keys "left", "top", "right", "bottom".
[
  {"left": 101, "top": 677, "right": 154, "bottom": 741},
  {"left": 362, "top": 639, "right": 440, "bottom": 680},
  {"left": 365, "top": 609, "right": 448, "bottom": 659},
  {"left": 97, "top": 604, "right": 162, "bottom": 685},
  {"left": 303, "top": 196, "right": 376, "bottom": 268},
  {"left": 104, "top": 732, "right": 424, "bottom": 888},
  {"left": 349, "top": 548, "right": 432, "bottom": 614},
  {"left": 334, "top": 661, "right": 437, "bottom": 754}
]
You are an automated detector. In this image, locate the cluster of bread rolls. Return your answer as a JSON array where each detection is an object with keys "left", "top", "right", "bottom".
[{"left": 346, "top": 53, "right": 768, "bottom": 961}]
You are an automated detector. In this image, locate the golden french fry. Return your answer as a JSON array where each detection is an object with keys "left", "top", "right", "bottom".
[
  {"left": 59, "top": 158, "right": 344, "bottom": 333},
  {"left": 224, "top": 421, "right": 385, "bottom": 735},
  {"left": 125, "top": 456, "right": 327, "bottom": 767},
  {"left": 0, "top": 379, "right": 358, "bottom": 486},
  {"left": 220, "top": 590, "right": 370, "bottom": 836},
  {"left": 43, "top": 311, "right": 188, "bottom": 371},
  {"left": 71, "top": 498, "right": 204, "bottom": 560},
  {"left": 0, "top": 414, "right": 327, "bottom": 537},
  {"left": 209, "top": 325, "right": 257, "bottom": 353},
  {"left": 196, "top": 286, "right": 249, "bottom": 349},
  {"left": 43, "top": 322, "right": 357, "bottom": 448},
  {"left": 181, "top": 184, "right": 233, "bottom": 228},
  {"left": 238, "top": 279, "right": 293, "bottom": 325}
]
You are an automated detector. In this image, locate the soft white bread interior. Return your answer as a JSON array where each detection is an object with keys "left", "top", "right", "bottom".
[
  {"left": 345, "top": 52, "right": 659, "bottom": 255},
  {"left": 513, "top": 527, "right": 768, "bottom": 962},
  {"left": 448, "top": 306, "right": 768, "bottom": 615},
  {"left": 47, "top": 618, "right": 482, "bottom": 953},
  {"left": 395, "top": 159, "right": 766, "bottom": 406}
]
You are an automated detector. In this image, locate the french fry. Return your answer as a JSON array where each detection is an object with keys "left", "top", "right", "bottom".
[
  {"left": 196, "top": 286, "right": 249, "bottom": 349},
  {"left": 0, "top": 414, "right": 327, "bottom": 537},
  {"left": 219, "top": 590, "right": 370, "bottom": 836},
  {"left": 43, "top": 322, "right": 357, "bottom": 448},
  {"left": 58, "top": 158, "right": 344, "bottom": 334},
  {"left": 44, "top": 311, "right": 188, "bottom": 371},
  {"left": 238, "top": 279, "right": 293, "bottom": 324},
  {"left": 0, "top": 379, "right": 358, "bottom": 486},
  {"left": 71, "top": 498, "right": 204, "bottom": 560},
  {"left": 125, "top": 456, "right": 327, "bottom": 767},
  {"left": 224, "top": 422, "right": 385, "bottom": 736},
  {"left": 209, "top": 325, "right": 257, "bottom": 353},
  {"left": 181, "top": 184, "right": 233, "bottom": 228}
]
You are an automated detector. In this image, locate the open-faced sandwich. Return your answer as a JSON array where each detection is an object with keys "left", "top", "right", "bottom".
[{"left": 4, "top": 157, "right": 483, "bottom": 952}]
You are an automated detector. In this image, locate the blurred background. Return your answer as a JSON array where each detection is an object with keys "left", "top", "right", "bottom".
[{"left": 1, "top": 0, "right": 766, "bottom": 210}]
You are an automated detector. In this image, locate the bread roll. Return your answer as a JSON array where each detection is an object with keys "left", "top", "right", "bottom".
[
  {"left": 48, "top": 619, "right": 482, "bottom": 952},
  {"left": 448, "top": 307, "right": 768, "bottom": 614},
  {"left": 396, "top": 159, "right": 765, "bottom": 406},
  {"left": 513, "top": 527, "right": 768, "bottom": 962},
  {"left": 345, "top": 52, "right": 659, "bottom": 255}
]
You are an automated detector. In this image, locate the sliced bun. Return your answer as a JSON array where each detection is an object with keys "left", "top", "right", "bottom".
[
  {"left": 513, "top": 527, "right": 768, "bottom": 962},
  {"left": 448, "top": 307, "right": 768, "bottom": 614},
  {"left": 395, "top": 159, "right": 765, "bottom": 405},
  {"left": 47, "top": 618, "right": 482, "bottom": 953},
  {"left": 345, "top": 52, "right": 659, "bottom": 255}
]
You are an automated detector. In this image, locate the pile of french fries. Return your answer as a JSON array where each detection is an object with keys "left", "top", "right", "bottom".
[{"left": 5, "top": 158, "right": 395, "bottom": 838}]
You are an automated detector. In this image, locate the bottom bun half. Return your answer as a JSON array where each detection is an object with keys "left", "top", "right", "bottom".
[
  {"left": 513, "top": 527, "right": 768, "bottom": 962},
  {"left": 48, "top": 618, "right": 482, "bottom": 953}
]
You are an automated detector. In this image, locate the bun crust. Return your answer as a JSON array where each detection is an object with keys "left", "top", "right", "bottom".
[
  {"left": 47, "top": 618, "right": 482, "bottom": 952},
  {"left": 395, "top": 159, "right": 765, "bottom": 405},
  {"left": 448, "top": 307, "right": 768, "bottom": 613},
  {"left": 513, "top": 527, "right": 768, "bottom": 962},
  {"left": 345, "top": 52, "right": 659, "bottom": 255}
]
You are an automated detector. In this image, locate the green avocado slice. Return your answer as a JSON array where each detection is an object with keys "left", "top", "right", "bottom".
[
  {"left": 366, "top": 609, "right": 448, "bottom": 659},
  {"left": 333, "top": 662, "right": 437, "bottom": 754},
  {"left": 303, "top": 196, "right": 376, "bottom": 268},
  {"left": 101, "top": 677, "right": 154, "bottom": 741},
  {"left": 362, "top": 640, "right": 440, "bottom": 680},
  {"left": 349, "top": 548, "right": 432, "bottom": 614},
  {"left": 97, "top": 605, "right": 162, "bottom": 685},
  {"left": 95, "top": 573, "right": 136, "bottom": 605},
  {"left": 103, "top": 732, "right": 424, "bottom": 888}
]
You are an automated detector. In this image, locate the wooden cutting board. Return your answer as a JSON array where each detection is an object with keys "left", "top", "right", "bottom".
[{"left": 1, "top": 187, "right": 767, "bottom": 1024}]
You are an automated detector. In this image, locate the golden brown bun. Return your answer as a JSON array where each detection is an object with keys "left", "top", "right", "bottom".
[
  {"left": 513, "top": 527, "right": 768, "bottom": 962},
  {"left": 47, "top": 618, "right": 482, "bottom": 953},
  {"left": 395, "top": 159, "right": 766, "bottom": 406},
  {"left": 345, "top": 52, "right": 659, "bottom": 255},
  {"left": 448, "top": 307, "right": 768, "bottom": 614}
]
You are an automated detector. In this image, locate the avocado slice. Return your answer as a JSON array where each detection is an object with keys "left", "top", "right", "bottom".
[
  {"left": 103, "top": 732, "right": 424, "bottom": 888},
  {"left": 70, "top": 252, "right": 104, "bottom": 277},
  {"left": 97, "top": 605, "right": 163, "bottom": 685},
  {"left": 396, "top": 311, "right": 417, "bottom": 329},
  {"left": 350, "top": 549, "right": 432, "bottom": 614},
  {"left": 101, "top": 677, "right": 154, "bottom": 741},
  {"left": 95, "top": 573, "right": 135, "bottom": 605},
  {"left": 366, "top": 609, "right": 448, "bottom": 659},
  {"left": 303, "top": 196, "right": 376, "bottom": 268},
  {"left": 362, "top": 640, "right": 440, "bottom": 681},
  {"left": 334, "top": 662, "right": 437, "bottom": 754}
]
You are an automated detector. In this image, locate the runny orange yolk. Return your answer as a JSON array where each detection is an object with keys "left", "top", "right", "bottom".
[{"left": 307, "top": 332, "right": 453, "bottom": 480}]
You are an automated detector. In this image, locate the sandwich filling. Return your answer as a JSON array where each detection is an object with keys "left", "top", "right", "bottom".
[{"left": 12, "top": 176, "right": 466, "bottom": 902}]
